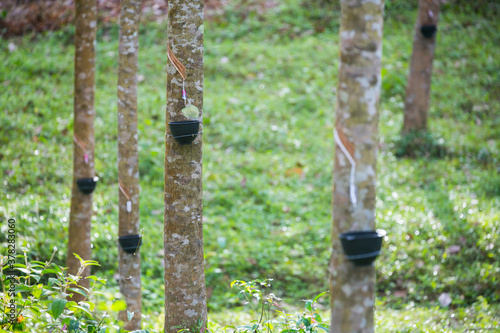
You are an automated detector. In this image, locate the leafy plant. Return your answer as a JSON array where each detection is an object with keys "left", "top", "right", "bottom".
[
  {"left": 0, "top": 249, "right": 113, "bottom": 333},
  {"left": 222, "top": 279, "right": 329, "bottom": 333},
  {"left": 393, "top": 130, "right": 447, "bottom": 159}
]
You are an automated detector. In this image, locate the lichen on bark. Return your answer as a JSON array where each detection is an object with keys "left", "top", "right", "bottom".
[
  {"left": 66, "top": 0, "right": 97, "bottom": 302},
  {"left": 330, "top": 0, "right": 385, "bottom": 332},
  {"left": 164, "top": 0, "right": 207, "bottom": 332},
  {"left": 117, "top": 0, "right": 142, "bottom": 330}
]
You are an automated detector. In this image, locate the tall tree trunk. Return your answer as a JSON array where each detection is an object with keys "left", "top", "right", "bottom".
[
  {"left": 66, "top": 0, "right": 97, "bottom": 302},
  {"left": 329, "top": 0, "right": 385, "bottom": 332},
  {"left": 402, "top": 0, "right": 440, "bottom": 133},
  {"left": 164, "top": 0, "right": 207, "bottom": 332},
  {"left": 117, "top": 0, "right": 142, "bottom": 330}
]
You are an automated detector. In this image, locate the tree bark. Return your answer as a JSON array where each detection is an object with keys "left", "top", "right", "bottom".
[
  {"left": 66, "top": 0, "right": 97, "bottom": 302},
  {"left": 164, "top": 0, "right": 207, "bottom": 332},
  {"left": 330, "top": 0, "right": 385, "bottom": 332},
  {"left": 117, "top": 0, "right": 142, "bottom": 330},
  {"left": 402, "top": 0, "right": 440, "bottom": 133}
]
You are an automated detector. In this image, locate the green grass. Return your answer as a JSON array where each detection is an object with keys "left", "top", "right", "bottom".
[{"left": 1, "top": 1, "right": 499, "bottom": 331}]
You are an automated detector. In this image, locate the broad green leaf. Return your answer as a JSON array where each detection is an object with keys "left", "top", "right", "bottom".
[
  {"left": 79, "top": 258, "right": 100, "bottom": 267},
  {"left": 69, "top": 319, "right": 80, "bottom": 331},
  {"left": 313, "top": 291, "right": 328, "bottom": 303},
  {"left": 29, "top": 306, "right": 42, "bottom": 317},
  {"left": 67, "top": 301, "right": 78, "bottom": 307},
  {"left": 231, "top": 280, "right": 244, "bottom": 288},
  {"left": 14, "top": 285, "right": 31, "bottom": 293},
  {"left": 41, "top": 289, "right": 56, "bottom": 298},
  {"left": 32, "top": 287, "right": 42, "bottom": 298},
  {"left": 305, "top": 300, "right": 312, "bottom": 312},
  {"left": 12, "top": 264, "right": 27, "bottom": 268},
  {"left": 14, "top": 267, "right": 31, "bottom": 275},
  {"left": 41, "top": 269, "right": 61, "bottom": 275},
  {"left": 73, "top": 253, "right": 84, "bottom": 264},
  {"left": 68, "top": 287, "right": 88, "bottom": 297},
  {"left": 69, "top": 305, "right": 92, "bottom": 318},
  {"left": 81, "top": 301, "right": 95, "bottom": 311},
  {"left": 97, "top": 302, "right": 108, "bottom": 311},
  {"left": 48, "top": 277, "right": 60, "bottom": 286},
  {"left": 51, "top": 265, "right": 64, "bottom": 273},
  {"left": 51, "top": 298, "right": 67, "bottom": 319},
  {"left": 111, "top": 300, "right": 127, "bottom": 312}
]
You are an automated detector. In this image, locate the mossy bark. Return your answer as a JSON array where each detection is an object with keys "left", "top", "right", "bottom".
[
  {"left": 66, "top": 0, "right": 97, "bottom": 302},
  {"left": 330, "top": 0, "right": 385, "bottom": 332},
  {"left": 164, "top": 0, "right": 207, "bottom": 332},
  {"left": 403, "top": 0, "right": 440, "bottom": 133},
  {"left": 117, "top": 0, "right": 142, "bottom": 330}
]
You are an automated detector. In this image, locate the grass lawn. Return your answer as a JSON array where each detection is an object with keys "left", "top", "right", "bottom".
[{"left": 0, "top": 1, "right": 499, "bottom": 331}]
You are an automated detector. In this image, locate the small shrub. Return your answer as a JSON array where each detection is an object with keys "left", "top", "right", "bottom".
[
  {"left": 393, "top": 131, "right": 447, "bottom": 159},
  {"left": 0, "top": 249, "right": 142, "bottom": 333},
  {"left": 209, "top": 278, "right": 329, "bottom": 333}
]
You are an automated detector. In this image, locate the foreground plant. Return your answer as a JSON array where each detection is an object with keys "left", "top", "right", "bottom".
[
  {"left": 218, "top": 279, "right": 329, "bottom": 333},
  {"left": 0, "top": 248, "right": 113, "bottom": 333}
]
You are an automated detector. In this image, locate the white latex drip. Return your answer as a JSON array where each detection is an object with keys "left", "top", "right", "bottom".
[{"left": 334, "top": 128, "right": 357, "bottom": 206}]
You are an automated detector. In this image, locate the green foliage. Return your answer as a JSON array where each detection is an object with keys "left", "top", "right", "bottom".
[
  {"left": 478, "top": 171, "right": 500, "bottom": 197},
  {"left": 0, "top": 251, "right": 156, "bottom": 332},
  {"left": 444, "top": 0, "right": 500, "bottom": 19},
  {"left": 393, "top": 131, "right": 447, "bottom": 159},
  {"left": 209, "top": 279, "right": 329, "bottom": 333},
  {"left": 0, "top": 250, "right": 111, "bottom": 332},
  {"left": 375, "top": 296, "right": 500, "bottom": 332}
]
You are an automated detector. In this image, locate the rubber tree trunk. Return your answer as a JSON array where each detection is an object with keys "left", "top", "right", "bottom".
[
  {"left": 402, "top": 0, "right": 440, "bottom": 133},
  {"left": 329, "top": 0, "right": 385, "bottom": 332},
  {"left": 117, "top": 0, "right": 142, "bottom": 330},
  {"left": 66, "top": 0, "right": 97, "bottom": 302},
  {"left": 164, "top": 0, "right": 207, "bottom": 331}
]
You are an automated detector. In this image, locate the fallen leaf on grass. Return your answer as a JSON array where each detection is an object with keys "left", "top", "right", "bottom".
[{"left": 285, "top": 167, "right": 304, "bottom": 178}]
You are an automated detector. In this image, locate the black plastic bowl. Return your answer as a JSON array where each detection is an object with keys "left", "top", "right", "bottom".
[
  {"left": 76, "top": 177, "right": 99, "bottom": 194},
  {"left": 339, "top": 229, "right": 387, "bottom": 266},
  {"left": 168, "top": 120, "right": 201, "bottom": 145},
  {"left": 420, "top": 25, "right": 437, "bottom": 39},
  {"left": 118, "top": 234, "right": 142, "bottom": 254}
]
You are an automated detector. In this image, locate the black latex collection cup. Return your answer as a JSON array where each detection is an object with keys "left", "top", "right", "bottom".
[
  {"left": 420, "top": 25, "right": 437, "bottom": 38},
  {"left": 168, "top": 120, "right": 201, "bottom": 145},
  {"left": 118, "top": 234, "right": 142, "bottom": 254},
  {"left": 339, "top": 229, "right": 387, "bottom": 266},
  {"left": 76, "top": 177, "right": 99, "bottom": 194}
]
